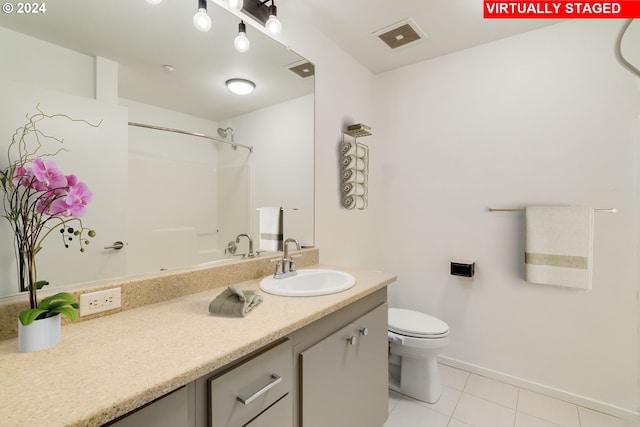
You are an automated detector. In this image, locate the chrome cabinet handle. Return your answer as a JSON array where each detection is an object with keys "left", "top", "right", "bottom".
[
  {"left": 236, "top": 374, "right": 282, "bottom": 405},
  {"left": 347, "top": 336, "right": 357, "bottom": 346},
  {"left": 359, "top": 327, "right": 369, "bottom": 337},
  {"left": 104, "top": 241, "right": 124, "bottom": 250}
]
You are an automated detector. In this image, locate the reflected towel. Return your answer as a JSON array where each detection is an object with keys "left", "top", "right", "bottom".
[
  {"left": 525, "top": 206, "right": 594, "bottom": 290},
  {"left": 209, "top": 285, "right": 263, "bottom": 317},
  {"left": 258, "top": 207, "right": 283, "bottom": 251}
]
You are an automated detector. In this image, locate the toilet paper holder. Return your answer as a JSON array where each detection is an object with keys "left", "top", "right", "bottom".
[{"left": 450, "top": 260, "right": 475, "bottom": 277}]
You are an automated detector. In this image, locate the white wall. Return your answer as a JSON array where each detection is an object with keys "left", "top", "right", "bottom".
[
  {"left": 276, "top": 0, "right": 381, "bottom": 268},
  {"left": 374, "top": 20, "right": 639, "bottom": 415},
  {"left": 220, "top": 94, "right": 314, "bottom": 248}
]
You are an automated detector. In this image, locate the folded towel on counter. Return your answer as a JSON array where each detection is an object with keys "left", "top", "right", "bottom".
[
  {"left": 258, "top": 207, "right": 283, "bottom": 252},
  {"left": 209, "top": 285, "right": 263, "bottom": 317},
  {"left": 525, "top": 206, "right": 594, "bottom": 290}
]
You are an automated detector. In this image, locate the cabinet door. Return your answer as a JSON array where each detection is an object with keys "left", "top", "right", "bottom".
[
  {"left": 300, "top": 304, "right": 388, "bottom": 427},
  {"left": 108, "top": 386, "right": 190, "bottom": 427}
]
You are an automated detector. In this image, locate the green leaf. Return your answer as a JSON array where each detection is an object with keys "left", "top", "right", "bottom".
[
  {"left": 19, "top": 308, "right": 48, "bottom": 326},
  {"left": 49, "top": 306, "right": 78, "bottom": 322},
  {"left": 35, "top": 280, "right": 49, "bottom": 290}
]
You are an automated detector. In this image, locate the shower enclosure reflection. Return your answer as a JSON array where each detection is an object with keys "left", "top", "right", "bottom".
[{"left": 0, "top": 0, "right": 314, "bottom": 298}]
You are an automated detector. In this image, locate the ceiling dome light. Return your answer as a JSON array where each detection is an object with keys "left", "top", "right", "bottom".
[
  {"left": 146, "top": 0, "right": 162, "bottom": 4},
  {"left": 228, "top": 0, "right": 243, "bottom": 10},
  {"left": 265, "top": 3, "right": 281, "bottom": 35},
  {"left": 234, "top": 21, "right": 250, "bottom": 53},
  {"left": 193, "top": 0, "right": 211, "bottom": 32},
  {"left": 226, "top": 78, "right": 255, "bottom": 95}
]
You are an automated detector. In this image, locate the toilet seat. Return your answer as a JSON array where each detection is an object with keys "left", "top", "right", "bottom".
[{"left": 388, "top": 308, "right": 449, "bottom": 339}]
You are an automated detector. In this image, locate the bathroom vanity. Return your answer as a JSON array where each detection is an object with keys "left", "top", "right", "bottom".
[{"left": 0, "top": 259, "right": 395, "bottom": 427}]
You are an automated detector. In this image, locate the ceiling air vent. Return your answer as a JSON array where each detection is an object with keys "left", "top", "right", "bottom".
[
  {"left": 288, "top": 61, "right": 315, "bottom": 78},
  {"left": 372, "top": 18, "right": 427, "bottom": 50}
]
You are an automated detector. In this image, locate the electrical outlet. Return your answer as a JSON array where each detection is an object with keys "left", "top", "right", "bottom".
[{"left": 79, "top": 288, "right": 121, "bottom": 316}]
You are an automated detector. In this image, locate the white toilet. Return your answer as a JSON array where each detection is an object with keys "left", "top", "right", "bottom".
[{"left": 388, "top": 308, "right": 450, "bottom": 403}]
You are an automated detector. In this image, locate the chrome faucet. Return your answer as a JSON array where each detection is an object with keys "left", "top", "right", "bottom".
[
  {"left": 235, "top": 233, "right": 256, "bottom": 258},
  {"left": 270, "top": 237, "right": 301, "bottom": 278}
]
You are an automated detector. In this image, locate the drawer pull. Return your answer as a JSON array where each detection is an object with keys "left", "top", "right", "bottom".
[{"left": 236, "top": 374, "right": 283, "bottom": 405}]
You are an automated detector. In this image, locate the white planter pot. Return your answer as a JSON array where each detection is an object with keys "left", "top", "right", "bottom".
[{"left": 18, "top": 314, "right": 61, "bottom": 353}]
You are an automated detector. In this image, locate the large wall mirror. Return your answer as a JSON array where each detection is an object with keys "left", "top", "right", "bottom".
[{"left": 0, "top": 0, "right": 314, "bottom": 298}]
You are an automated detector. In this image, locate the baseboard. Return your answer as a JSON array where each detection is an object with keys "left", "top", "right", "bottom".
[{"left": 438, "top": 355, "right": 640, "bottom": 422}]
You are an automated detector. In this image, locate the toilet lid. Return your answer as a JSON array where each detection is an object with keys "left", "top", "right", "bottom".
[{"left": 388, "top": 308, "right": 449, "bottom": 338}]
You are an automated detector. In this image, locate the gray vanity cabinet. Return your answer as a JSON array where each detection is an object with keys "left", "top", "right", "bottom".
[
  {"left": 299, "top": 303, "right": 388, "bottom": 427},
  {"left": 208, "top": 339, "right": 293, "bottom": 427},
  {"left": 107, "top": 385, "right": 194, "bottom": 427},
  {"left": 103, "top": 289, "right": 389, "bottom": 427}
]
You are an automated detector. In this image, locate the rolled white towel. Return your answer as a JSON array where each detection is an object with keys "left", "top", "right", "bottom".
[
  {"left": 342, "top": 155, "right": 366, "bottom": 171},
  {"left": 343, "top": 182, "right": 366, "bottom": 196},
  {"left": 342, "top": 195, "right": 367, "bottom": 210},
  {"left": 343, "top": 169, "right": 366, "bottom": 183},
  {"left": 342, "top": 142, "right": 367, "bottom": 157}
]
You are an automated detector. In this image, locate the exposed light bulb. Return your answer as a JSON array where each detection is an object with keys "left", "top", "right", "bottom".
[
  {"left": 234, "top": 33, "right": 250, "bottom": 53},
  {"left": 265, "top": 4, "right": 281, "bottom": 35},
  {"left": 193, "top": 0, "right": 211, "bottom": 32},
  {"left": 234, "top": 21, "right": 250, "bottom": 53},
  {"left": 193, "top": 8, "right": 212, "bottom": 31},
  {"left": 228, "top": 0, "right": 243, "bottom": 10}
]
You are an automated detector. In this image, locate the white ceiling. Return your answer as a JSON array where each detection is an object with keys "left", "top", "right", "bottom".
[
  {"left": 288, "top": 0, "right": 563, "bottom": 74},
  {"left": 0, "top": 0, "right": 562, "bottom": 120}
]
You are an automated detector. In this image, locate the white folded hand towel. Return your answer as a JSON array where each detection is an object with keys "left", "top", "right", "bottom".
[
  {"left": 525, "top": 206, "right": 594, "bottom": 290},
  {"left": 258, "top": 207, "right": 283, "bottom": 251}
]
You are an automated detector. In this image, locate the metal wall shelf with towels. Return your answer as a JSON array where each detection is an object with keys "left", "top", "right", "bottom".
[{"left": 341, "top": 124, "right": 371, "bottom": 210}]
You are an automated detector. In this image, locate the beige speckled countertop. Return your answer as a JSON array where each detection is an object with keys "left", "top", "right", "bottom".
[{"left": 0, "top": 264, "right": 395, "bottom": 427}]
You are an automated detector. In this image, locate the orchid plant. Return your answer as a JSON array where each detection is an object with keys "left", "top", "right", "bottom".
[{"left": 0, "top": 107, "right": 98, "bottom": 326}]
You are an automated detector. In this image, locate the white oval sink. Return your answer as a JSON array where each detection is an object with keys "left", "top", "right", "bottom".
[{"left": 259, "top": 269, "right": 356, "bottom": 297}]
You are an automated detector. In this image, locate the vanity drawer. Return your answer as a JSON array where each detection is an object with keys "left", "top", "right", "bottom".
[{"left": 208, "top": 339, "right": 293, "bottom": 427}]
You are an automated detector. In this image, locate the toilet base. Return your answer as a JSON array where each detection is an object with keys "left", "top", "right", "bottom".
[{"left": 389, "top": 354, "right": 442, "bottom": 404}]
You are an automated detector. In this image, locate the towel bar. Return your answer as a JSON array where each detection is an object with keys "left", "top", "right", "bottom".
[{"left": 488, "top": 208, "right": 617, "bottom": 213}]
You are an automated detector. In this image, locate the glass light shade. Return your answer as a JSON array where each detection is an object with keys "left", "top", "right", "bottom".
[
  {"left": 226, "top": 79, "right": 255, "bottom": 95},
  {"left": 228, "top": 0, "right": 243, "bottom": 10},
  {"left": 234, "top": 33, "right": 250, "bottom": 53},
  {"left": 265, "top": 14, "right": 281, "bottom": 35},
  {"left": 193, "top": 9, "right": 212, "bottom": 32}
]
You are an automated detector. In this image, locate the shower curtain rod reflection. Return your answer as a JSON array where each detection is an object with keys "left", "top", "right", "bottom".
[
  {"left": 128, "top": 122, "right": 254, "bottom": 153},
  {"left": 488, "top": 207, "right": 617, "bottom": 213}
]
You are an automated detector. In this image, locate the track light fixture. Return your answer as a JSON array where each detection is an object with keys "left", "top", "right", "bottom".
[
  {"left": 242, "top": 0, "right": 282, "bottom": 36},
  {"left": 234, "top": 20, "right": 250, "bottom": 53},
  {"left": 193, "top": 0, "right": 212, "bottom": 32}
]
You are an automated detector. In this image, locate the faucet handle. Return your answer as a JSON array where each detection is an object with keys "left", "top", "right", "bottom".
[
  {"left": 269, "top": 258, "right": 284, "bottom": 276},
  {"left": 288, "top": 254, "right": 302, "bottom": 272}
]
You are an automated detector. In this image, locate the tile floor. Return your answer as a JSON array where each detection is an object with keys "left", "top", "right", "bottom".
[{"left": 384, "top": 364, "right": 639, "bottom": 427}]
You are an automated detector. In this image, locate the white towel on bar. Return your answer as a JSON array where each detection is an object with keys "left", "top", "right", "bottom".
[
  {"left": 525, "top": 206, "right": 594, "bottom": 290},
  {"left": 258, "top": 207, "right": 283, "bottom": 252}
]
